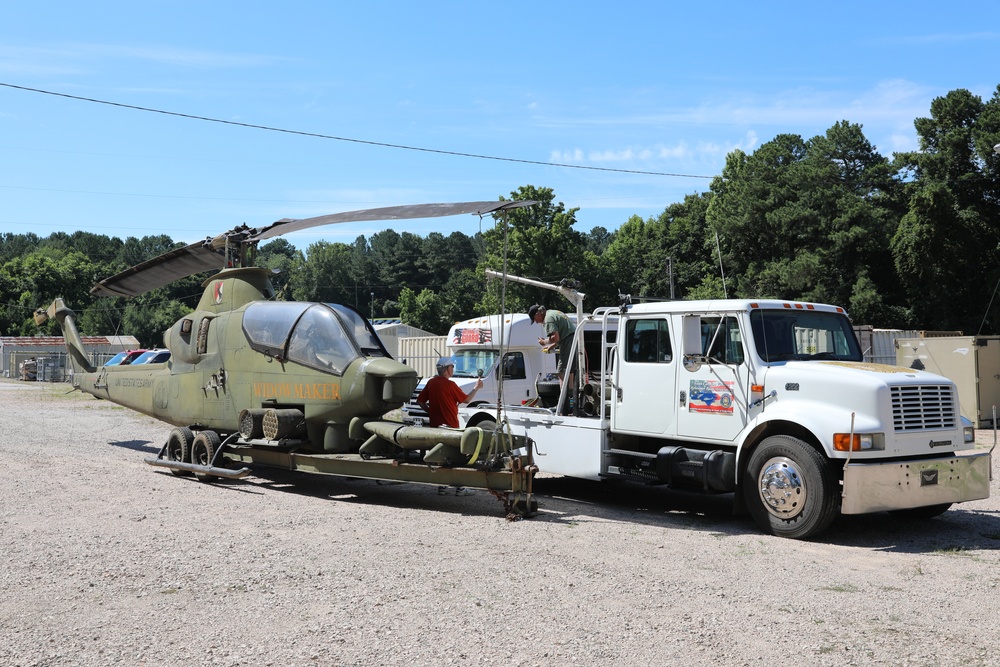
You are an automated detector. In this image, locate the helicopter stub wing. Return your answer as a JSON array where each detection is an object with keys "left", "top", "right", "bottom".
[
  {"left": 91, "top": 200, "right": 536, "bottom": 298},
  {"left": 251, "top": 200, "right": 535, "bottom": 240}
]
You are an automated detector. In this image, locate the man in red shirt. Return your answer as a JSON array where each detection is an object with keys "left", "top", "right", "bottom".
[
  {"left": 417, "top": 357, "right": 483, "bottom": 497},
  {"left": 417, "top": 357, "right": 483, "bottom": 428}
]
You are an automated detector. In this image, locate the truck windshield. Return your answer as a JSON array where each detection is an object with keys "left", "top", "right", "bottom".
[
  {"left": 750, "top": 309, "right": 862, "bottom": 362},
  {"left": 452, "top": 349, "right": 499, "bottom": 378}
]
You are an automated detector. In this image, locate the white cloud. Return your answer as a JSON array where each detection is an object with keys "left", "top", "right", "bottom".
[
  {"left": 0, "top": 41, "right": 291, "bottom": 74},
  {"left": 540, "top": 77, "right": 943, "bottom": 168}
]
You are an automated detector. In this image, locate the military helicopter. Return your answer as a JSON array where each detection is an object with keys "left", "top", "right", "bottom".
[{"left": 35, "top": 200, "right": 538, "bottom": 514}]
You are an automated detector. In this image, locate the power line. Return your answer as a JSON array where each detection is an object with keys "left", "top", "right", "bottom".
[{"left": 0, "top": 82, "right": 715, "bottom": 180}]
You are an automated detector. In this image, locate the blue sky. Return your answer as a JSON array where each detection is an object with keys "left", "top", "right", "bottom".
[{"left": 2, "top": 2, "right": 999, "bottom": 252}]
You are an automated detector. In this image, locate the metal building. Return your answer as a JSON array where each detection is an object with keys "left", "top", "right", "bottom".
[
  {"left": 1, "top": 335, "right": 140, "bottom": 381},
  {"left": 369, "top": 319, "right": 439, "bottom": 374}
]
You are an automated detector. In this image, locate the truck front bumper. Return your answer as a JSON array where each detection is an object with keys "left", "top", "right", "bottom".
[{"left": 841, "top": 451, "right": 991, "bottom": 515}]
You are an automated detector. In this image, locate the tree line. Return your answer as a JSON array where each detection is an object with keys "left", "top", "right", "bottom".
[{"left": 4, "top": 85, "right": 1000, "bottom": 346}]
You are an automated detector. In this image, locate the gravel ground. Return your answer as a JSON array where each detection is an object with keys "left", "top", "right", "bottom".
[{"left": 3, "top": 377, "right": 1000, "bottom": 667}]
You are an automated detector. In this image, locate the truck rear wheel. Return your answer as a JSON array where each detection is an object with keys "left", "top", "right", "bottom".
[{"left": 744, "top": 435, "right": 838, "bottom": 539}]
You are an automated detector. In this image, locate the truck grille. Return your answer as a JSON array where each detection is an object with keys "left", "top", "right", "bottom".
[
  {"left": 401, "top": 387, "right": 428, "bottom": 424},
  {"left": 890, "top": 385, "right": 957, "bottom": 431}
]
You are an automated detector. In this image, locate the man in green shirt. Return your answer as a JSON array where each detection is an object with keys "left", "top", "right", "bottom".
[{"left": 529, "top": 304, "right": 576, "bottom": 413}]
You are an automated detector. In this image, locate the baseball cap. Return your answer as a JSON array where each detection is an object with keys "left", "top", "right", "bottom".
[
  {"left": 528, "top": 304, "right": 542, "bottom": 321},
  {"left": 436, "top": 357, "right": 456, "bottom": 370}
]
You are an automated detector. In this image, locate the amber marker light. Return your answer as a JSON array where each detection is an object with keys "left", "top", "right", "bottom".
[{"left": 833, "top": 433, "right": 884, "bottom": 451}]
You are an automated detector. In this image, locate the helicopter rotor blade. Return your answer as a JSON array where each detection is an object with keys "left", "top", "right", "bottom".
[
  {"left": 91, "top": 240, "right": 228, "bottom": 297},
  {"left": 90, "top": 199, "right": 536, "bottom": 298},
  {"left": 251, "top": 200, "right": 535, "bottom": 241}
]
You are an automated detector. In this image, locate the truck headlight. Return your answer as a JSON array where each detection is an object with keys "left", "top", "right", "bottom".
[
  {"left": 833, "top": 433, "right": 885, "bottom": 451},
  {"left": 961, "top": 416, "right": 975, "bottom": 444}
]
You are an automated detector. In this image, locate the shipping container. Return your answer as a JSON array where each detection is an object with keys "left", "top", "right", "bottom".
[{"left": 896, "top": 335, "right": 1000, "bottom": 427}]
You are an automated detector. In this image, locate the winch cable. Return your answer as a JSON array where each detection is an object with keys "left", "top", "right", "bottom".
[{"left": 492, "top": 209, "right": 512, "bottom": 457}]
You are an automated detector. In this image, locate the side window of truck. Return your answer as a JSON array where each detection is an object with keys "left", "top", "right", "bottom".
[
  {"left": 501, "top": 352, "right": 526, "bottom": 380},
  {"left": 625, "top": 319, "right": 672, "bottom": 363},
  {"left": 702, "top": 317, "right": 745, "bottom": 365}
]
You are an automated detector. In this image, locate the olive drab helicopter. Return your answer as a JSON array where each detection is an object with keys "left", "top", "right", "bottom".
[{"left": 35, "top": 200, "right": 539, "bottom": 515}]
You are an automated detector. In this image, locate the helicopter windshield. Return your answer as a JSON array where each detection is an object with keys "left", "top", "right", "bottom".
[
  {"left": 452, "top": 349, "right": 499, "bottom": 378},
  {"left": 243, "top": 302, "right": 389, "bottom": 374},
  {"left": 325, "top": 304, "right": 390, "bottom": 357},
  {"left": 243, "top": 302, "right": 311, "bottom": 358},
  {"left": 286, "top": 305, "right": 360, "bottom": 375}
]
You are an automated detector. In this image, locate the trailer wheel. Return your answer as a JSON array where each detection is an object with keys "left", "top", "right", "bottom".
[
  {"left": 191, "top": 430, "right": 222, "bottom": 482},
  {"left": 744, "top": 435, "right": 839, "bottom": 539},
  {"left": 166, "top": 427, "right": 194, "bottom": 477},
  {"left": 475, "top": 418, "right": 498, "bottom": 433}
]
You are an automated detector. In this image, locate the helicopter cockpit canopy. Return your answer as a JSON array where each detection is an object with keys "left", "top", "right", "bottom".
[{"left": 242, "top": 302, "right": 390, "bottom": 376}]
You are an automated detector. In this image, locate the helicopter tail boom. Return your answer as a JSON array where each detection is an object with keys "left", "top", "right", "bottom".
[{"left": 34, "top": 299, "right": 97, "bottom": 374}]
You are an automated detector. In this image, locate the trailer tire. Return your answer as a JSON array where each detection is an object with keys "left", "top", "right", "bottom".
[
  {"left": 744, "top": 435, "right": 838, "bottom": 539},
  {"left": 166, "top": 427, "right": 194, "bottom": 477},
  {"left": 475, "top": 418, "right": 498, "bottom": 433},
  {"left": 191, "top": 430, "right": 222, "bottom": 482}
]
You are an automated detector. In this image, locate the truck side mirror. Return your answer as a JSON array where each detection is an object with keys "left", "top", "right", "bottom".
[{"left": 682, "top": 315, "right": 704, "bottom": 372}]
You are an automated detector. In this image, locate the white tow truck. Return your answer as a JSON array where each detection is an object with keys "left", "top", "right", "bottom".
[{"left": 459, "top": 292, "right": 992, "bottom": 539}]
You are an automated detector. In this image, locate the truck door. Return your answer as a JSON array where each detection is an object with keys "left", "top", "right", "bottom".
[
  {"left": 676, "top": 315, "right": 749, "bottom": 441},
  {"left": 497, "top": 350, "right": 531, "bottom": 404},
  {"left": 612, "top": 317, "right": 676, "bottom": 435}
]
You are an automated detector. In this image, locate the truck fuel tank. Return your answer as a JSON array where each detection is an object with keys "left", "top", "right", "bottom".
[{"left": 655, "top": 446, "right": 736, "bottom": 492}]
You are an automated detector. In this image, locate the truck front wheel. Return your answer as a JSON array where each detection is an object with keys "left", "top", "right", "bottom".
[{"left": 744, "top": 435, "right": 839, "bottom": 539}]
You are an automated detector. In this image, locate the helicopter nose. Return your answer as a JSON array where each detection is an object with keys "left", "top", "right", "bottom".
[
  {"left": 382, "top": 377, "right": 411, "bottom": 402},
  {"left": 362, "top": 358, "right": 419, "bottom": 404}
]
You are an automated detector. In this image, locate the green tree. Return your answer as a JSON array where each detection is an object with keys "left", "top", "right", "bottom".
[
  {"left": 257, "top": 238, "right": 303, "bottom": 299},
  {"left": 290, "top": 240, "right": 357, "bottom": 305},
  {"left": 398, "top": 286, "right": 452, "bottom": 334},
  {"left": 119, "top": 295, "right": 191, "bottom": 348},
  {"left": 0, "top": 249, "right": 101, "bottom": 335},
  {"left": 893, "top": 87, "right": 1000, "bottom": 332},
  {"left": 0, "top": 232, "right": 40, "bottom": 265},
  {"left": 478, "top": 185, "right": 589, "bottom": 314},
  {"left": 438, "top": 268, "right": 487, "bottom": 324},
  {"left": 706, "top": 123, "right": 904, "bottom": 324}
]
